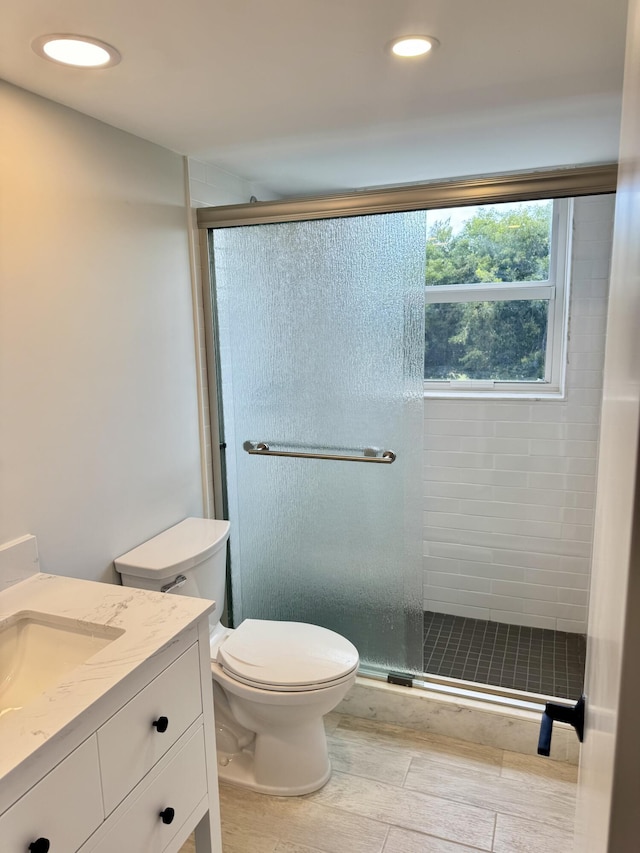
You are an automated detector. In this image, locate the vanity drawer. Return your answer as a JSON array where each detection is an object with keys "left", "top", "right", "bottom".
[
  {"left": 85, "top": 723, "right": 208, "bottom": 853},
  {"left": 97, "top": 642, "right": 202, "bottom": 814},
  {"left": 0, "top": 735, "right": 103, "bottom": 852}
]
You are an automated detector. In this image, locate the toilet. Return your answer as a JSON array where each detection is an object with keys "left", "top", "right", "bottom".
[{"left": 114, "top": 517, "right": 359, "bottom": 796}]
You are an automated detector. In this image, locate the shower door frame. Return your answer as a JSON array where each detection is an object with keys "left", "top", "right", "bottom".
[{"left": 197, "top": 163, "right": 618, "bottom": 701}]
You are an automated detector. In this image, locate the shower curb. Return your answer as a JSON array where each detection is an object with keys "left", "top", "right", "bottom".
[{"left": 336, "top": 676, "right": 579, "bottom": 764}]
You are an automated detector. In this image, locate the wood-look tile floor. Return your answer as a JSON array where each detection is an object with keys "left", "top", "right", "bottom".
[{"left": 181, "top": 713, "right": 576, "bottom": 853}]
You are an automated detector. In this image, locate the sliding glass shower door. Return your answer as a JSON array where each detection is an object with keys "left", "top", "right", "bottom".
[{"left": 210, "top": 212, "right": 425, "bottom": 676}]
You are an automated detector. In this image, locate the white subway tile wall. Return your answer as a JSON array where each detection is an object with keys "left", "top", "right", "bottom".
[{"left": 423, "top": 195, "right": 615, "bottom": 632}]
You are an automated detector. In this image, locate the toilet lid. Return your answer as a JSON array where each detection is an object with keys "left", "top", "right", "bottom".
[{"left": 217, "top": 619, "right": 359, "bottom": 689}]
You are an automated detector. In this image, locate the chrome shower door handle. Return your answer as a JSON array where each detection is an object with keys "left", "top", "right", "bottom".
[{"left": 243, "top": 441, "right": 396, "bottom": 463}]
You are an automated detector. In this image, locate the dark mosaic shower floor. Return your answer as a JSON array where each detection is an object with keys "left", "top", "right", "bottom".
[{"left": 424, "top": 611, "right": 586, "bottom": 700}]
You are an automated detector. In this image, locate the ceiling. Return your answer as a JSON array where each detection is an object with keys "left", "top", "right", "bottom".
[{"left": 0, "top": 0, "right": 629, "bottom": 196}]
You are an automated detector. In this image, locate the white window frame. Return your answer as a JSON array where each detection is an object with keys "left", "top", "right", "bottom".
[{"left": 423, "top": 197, "right": 573, "bottom": 399}]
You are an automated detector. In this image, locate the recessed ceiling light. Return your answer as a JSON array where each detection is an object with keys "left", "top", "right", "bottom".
[
  {"left": 390, "top": 35, "right": 439, "bottom": 58},
  {"left": 32, "top": 35, "right": 121, "bottom": 68}
]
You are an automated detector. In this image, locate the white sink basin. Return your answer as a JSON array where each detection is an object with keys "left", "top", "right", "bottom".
[{"left": 0, "top": 612, "right": 124, "bottom": 720}]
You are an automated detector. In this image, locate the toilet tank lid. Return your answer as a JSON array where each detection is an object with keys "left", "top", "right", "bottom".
[{"left": 114, "top": 517, "right": 230, "bottom": 579}]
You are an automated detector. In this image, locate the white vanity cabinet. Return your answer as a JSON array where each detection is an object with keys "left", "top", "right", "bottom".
[
  {"left": 96, "top": 642, "right": 204, "bottom": 816},
  {"left": 84, "top": 723, "right": 208, "bottom": 853},
  {"left": 0, "top": 735, "right": 104, "bottom": 852},
  {"left": 0, "top": 574, "right": 222, "bottom": 853}
]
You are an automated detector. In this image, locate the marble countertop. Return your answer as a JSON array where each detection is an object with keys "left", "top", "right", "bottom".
[{"left": 0, "top": 572, "right": 214, "bottom": 812}]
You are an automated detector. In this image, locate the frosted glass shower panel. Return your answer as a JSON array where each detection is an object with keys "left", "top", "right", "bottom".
[{"left": 212, "top": 213, "right": 424, "bottom": 675}]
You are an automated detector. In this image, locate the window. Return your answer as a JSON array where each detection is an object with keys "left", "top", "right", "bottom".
[{"left": 424, "top": 197, "right": 572, "bottom": 397}]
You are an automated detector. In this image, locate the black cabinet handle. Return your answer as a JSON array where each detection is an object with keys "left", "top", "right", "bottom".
[
  {"left": 28, "top": 840, "right": 50, "bottom": 853},
  {"left": 538, "top": 695, "right": 585, "bottom": 756},
  {"left": 152, "top": 716, "right": 169, "bottom": 733},
  {"left": 159, "top": 807, "right": 175, "bottom": 825}
]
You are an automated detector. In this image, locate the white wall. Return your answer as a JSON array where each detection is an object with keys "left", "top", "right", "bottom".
[
  {"left": 576, "top": 2, "right": 640, "bottom": 844},
  {"left": 0, "top": 81, "right": 203, "bottom": 583},
  {"left": 423, "top": 194, "right": 615, "bottom": 633},
  {"left": 189, "top": 159, "right": 280, "bottom": 207}
]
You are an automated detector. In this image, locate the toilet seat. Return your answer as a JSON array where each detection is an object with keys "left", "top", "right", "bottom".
[{"left": 217, "top": 619, "right": 359, "bottom": 692}]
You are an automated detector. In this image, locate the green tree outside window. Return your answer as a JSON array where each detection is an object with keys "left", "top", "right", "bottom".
[{"left": 425, "top": 203, "right": 552, "bottom": 381}]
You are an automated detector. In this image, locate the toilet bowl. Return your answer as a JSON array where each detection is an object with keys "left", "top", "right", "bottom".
[{"left": 114, "top": 517, "right": 359, "bottom": 796}]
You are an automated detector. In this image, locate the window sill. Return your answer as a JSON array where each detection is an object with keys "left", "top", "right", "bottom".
[{"left": 423, "top": 386, "right": 566, "bottom": 401}]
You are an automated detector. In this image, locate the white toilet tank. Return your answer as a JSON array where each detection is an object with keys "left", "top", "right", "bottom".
[{"left": 114, "top": 517, "right": 230, "bottom": 631}]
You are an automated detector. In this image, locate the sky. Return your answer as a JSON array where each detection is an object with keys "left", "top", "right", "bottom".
[{"left": 426, "top": 199, "right": 551, "bottom": 235}]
